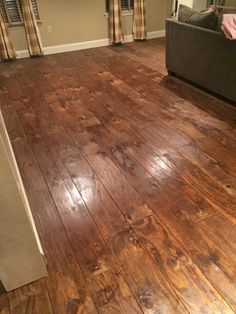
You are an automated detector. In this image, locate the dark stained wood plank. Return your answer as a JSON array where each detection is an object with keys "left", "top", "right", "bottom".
[
  {"left": 72, "top": 130, "right": 153, "bottom": 223},
  {"left": 194, "top": 136, "right": 236, "bottom": 175},
  {"left": 96, "top": 70, "right": 231, "bottom": 157},
  {"left": 83, "top": 46, "right": 236, "bottom": 138},
  {"left": 10, "top": 87, "right": 143, "bottom": 312},
  {"left": 152, "top": 202, "right": 236, "bottom": 310},
  {"left": 109, "top": 228, "right": 188, "bottom": 313},
  {"left": 124, "top": 120, "right": 190, "bottom": 150},
  {"left": 190, "top": 123, "right": 236, "bottom": 153},
  {"left": 159, "top": 74, "right": 236, "bottom": 128},
  {"left": 28, "top": 191, "right": 98, "bottom": 314},
  {"left": 101, "top": 96, "right": 235, "bottom": 223},
  {"left": 128, "top": 147, "right": 217, "bottom": 222},
  {"left": 133, "top": 215, "right": 234, "bottom": 313},
  {"left": 117, "top": 40, "right": 167, "bottom": 75},
  {"left": 51, "top": 47, "right": 236, "bottom": 188},
  {"left": 17, "top": 113, "right": 114, "bottom": 279},
  {"left": 38, "top": 85, "right": 153, "bottom": 224},
  {"left": 198, "top": 214, "right": 236, "bottom": 261},
  {"left": 87, "top": 267, "right": 142, "bottom": 314},
  {"left": 46, "top": 130, "right": 129, "bottom": 241},
  {"left": 22, "top": 104, "right": 129, "bottom": 242},
  {"left": 1, "top": 99, "right": 98, "bottom": 313},
  {"left": 7, "top": 281, "right": 53, "bottom": 314},
  {"left": 54, "top": 51, "right": 232, "bottom": 191},
  {"left": 104, "top": 42, "right": 236, "bottom": 130},
  {"left": 15, "top": 76, "right": 188, "bottom": 314},
  {"left": 92, "top": 69, "right": 174, "bottom": 123},
  {"left": 19, "top": 97, "right": 130, "bottom": 241},
  {"left": 88, "top": 123, "right": 215, "bottom": 223},
  {"left": 180, "top": 143, "right": 236, "bottom": 196},
  {"left": 36, "top": 150, "right": 114, "bottom": 278},
  {"left": 0, "top": 293, "right": 10, "bottom": 314},
  {"left": 3, "top": 141, "right": 97, "bottom": 312},
  {"left": 160, "top": 150, "right": 236, "bottom": 223},
  {"left": 0, "top": 37, "right": 235, "bottom": 314},
  {"left": 0, "top": 104, "right": 47, "bottom": 193},
  {"left": 64, "top": 53, "right": 200, "bottom": 150},
  {"left": 167, "top": 119, "right": 205, "bottom": 141}
]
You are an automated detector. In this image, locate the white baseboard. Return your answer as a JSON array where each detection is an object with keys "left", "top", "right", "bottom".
[
  {"left": 44, "top": 38, "right": 110, "bottom": 56},
  {"left": 16, "top": 50, "right": 30, "bottom": 59},
  {"left": 147, "top": 30, "right": 166, "bottom": 39},
  {"left": 16, "top": 29, "right": 165, "bottom": 59}
]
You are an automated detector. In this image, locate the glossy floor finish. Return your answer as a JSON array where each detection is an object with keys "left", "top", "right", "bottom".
[{"left": 0, "top": 38, "right": 236, "bottom": 313}]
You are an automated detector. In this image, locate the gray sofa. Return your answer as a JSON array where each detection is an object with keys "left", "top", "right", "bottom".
[{"left": 165, "top": 18, "right": 236, "bottom": 103}]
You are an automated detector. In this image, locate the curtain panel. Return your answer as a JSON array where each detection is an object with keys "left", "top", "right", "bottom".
[
  {"left": 0, "top": 8, "right": 16, "bottom": 61},
  {"left": 109, "top": 0, "right": 124, "bottom": 44},
  {"left": 133, "top": 0, "right": 147, "bottom": 40},
  {"left": 21, "top": 0, "right": 43, "bottom": 57}
]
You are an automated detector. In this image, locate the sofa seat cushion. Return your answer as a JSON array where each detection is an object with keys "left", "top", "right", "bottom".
[{"left": 178, "top": 5, "right": 218, "bottom": 30}]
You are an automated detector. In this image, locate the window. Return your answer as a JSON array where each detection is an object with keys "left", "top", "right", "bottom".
[
  {"left": 0, "top": 0, "right": 40, "bottom": 24},
  {"left": 106, "top": 0, "right": 134, "bottom": 13}
]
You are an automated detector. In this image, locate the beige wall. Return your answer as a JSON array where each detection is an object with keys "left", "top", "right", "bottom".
[{"left": 9, "top": 0, "right": 171, "bottom": 51}]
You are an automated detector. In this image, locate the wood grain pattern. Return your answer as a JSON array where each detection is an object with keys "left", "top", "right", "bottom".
[
  {"left": 133, "top": 215, "right": 234, "bottom": 313},
  {"left": 109, "top": 228, "right": 188, "bottom": 313},
  {"left": 160, "top": 150, "right": 236, "bottom": 223},
  {"left": 73, "top": 130, "right": 153, "bottom": 223},
  {"left": 153, "top": 203, "right": 236, "bottom": 311},
  {"left": 194, "top": 136, "right": 236, "bottom": 174},
  {"left": 0, "top": 293, "right": 10, "bottom": 314},
  {"left": 180, "top": 143, "right": 236, "bottom": 196},
  {"left": 0, "top": 38, "right": 235, "bottom": 313},
  {"left": 89, "top": 123, "right": 215, "bottom": 223},
  {"left": 87, "top": 267, "right": 142, "bottom": 314},
  {"left": 199, "top": 214, "right": 236, "bottom": 261},
  {"left": 28, "top": 191, "right": 98, "bottom": 314},
  {"left": 7, "top": 281, "right": 53, "bottom": 314},
  {"left": 0, "top": 101, "right": 97, "bottom": 312}
]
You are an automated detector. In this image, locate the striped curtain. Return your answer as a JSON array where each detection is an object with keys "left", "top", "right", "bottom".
[
  {"left": 0, "top": 8, "right": 16, "bottom": 61},
  {"left": 133, "top": 0, "right": 147, "bottom": 40},
  {"left": 109, "top": 0, "right": 124, "bottom": 44},
  {"left": 21, "top": 0, "right": 43, "bottom": 57}
]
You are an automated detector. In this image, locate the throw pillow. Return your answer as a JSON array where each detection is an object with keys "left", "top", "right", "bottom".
[{"left": 178, "top": 5, "right": 218, "bottom": 30}]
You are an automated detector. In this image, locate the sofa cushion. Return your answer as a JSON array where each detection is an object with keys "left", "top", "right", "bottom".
[
  {"left": 178, "top": 5, "right": 218, "bottom": 30},
  {"left": 217, "top": 7, "right": 236, "bottom": 32}
]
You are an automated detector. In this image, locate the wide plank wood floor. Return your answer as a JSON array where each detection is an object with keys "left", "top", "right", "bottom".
[{"left": 0, "top": 38, "right": 236, "bottom": 314}]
